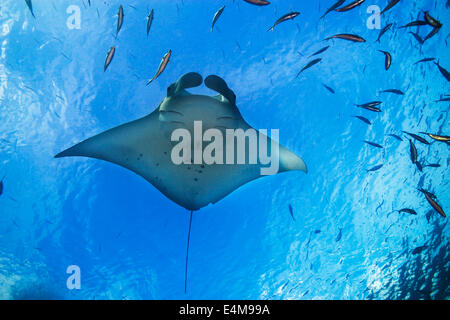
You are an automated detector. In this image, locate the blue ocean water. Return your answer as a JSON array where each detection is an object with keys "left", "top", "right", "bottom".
[{"left": 0, "top": 0, "right": 449, "bottom": 300}]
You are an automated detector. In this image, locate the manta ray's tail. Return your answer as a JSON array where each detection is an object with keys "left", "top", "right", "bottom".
[{"left": 185, "top": 210, "right": 193, "bottom": 294}]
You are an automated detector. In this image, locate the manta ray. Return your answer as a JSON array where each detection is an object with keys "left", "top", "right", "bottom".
[{"left": 55, "top": 72, "right": 307, "bottom": 292}]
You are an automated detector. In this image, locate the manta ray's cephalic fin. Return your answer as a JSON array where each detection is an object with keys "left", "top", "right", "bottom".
[
  {"left": 204, "top": 75, "right": 236, "bottom": 105},
  {"left": 167, "top": 72, "right": 203, "bottom": 97}
]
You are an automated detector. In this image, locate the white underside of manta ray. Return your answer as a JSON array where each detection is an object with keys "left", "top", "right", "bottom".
[{"left": 55, "top": 72, "right": 307, "bottom": 211}]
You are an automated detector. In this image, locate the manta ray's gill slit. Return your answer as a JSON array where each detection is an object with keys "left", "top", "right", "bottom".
[
  {"left": 216, "top": 116, "right": 236, "bottom": 121},
  {"left": 169, "top": 121, "right": 185, "bottom": 125},
  {"left": 160, "top": 110, "right": 184, "bottom": 116}
]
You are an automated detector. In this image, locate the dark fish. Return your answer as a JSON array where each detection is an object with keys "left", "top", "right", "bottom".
[
  {"left": 387, "top": 133, "right": 403, "bottom": 141},
  {"left": 412, "top": 245, "right": 428, "bottom": 255},
  {"left": 243, "top": 0, "right": 270, "bottom": 5},
  {"left": 435, "top": 62, "right": 450, "bottom": 82},
  {"left": 117, "top": 5, "right": 124, "bottom": 36},
  {"left": 408, "top": 139, "right": 418, "bottom": 163},
  {"left": 147, "top": 49, "right": 171, "bottom": 85},
  {"left": 268, "top": 12, "right": 300, "bottom": 31},
  {"left": 424, "top": 11, "right": 442, "bottom": 28},
  {"left": 335, "top": 0, "right": 366, "bottom": 12},
  {"left": 355, "top": 101, "right": 382, "bottom": 112},
  {"left": 364, "top": 140, "right": 383, "bottom": 149},
  {"left": 0, "top": 176, "right": 4, "bottom": 197},
  {"left": 25, "top": 0, "right": 35, "bottom": 18},
  {"left": 357, "top": 101, "right": 382, "bottom": 108},
  {"left": 381, "top": 89, "right": 404, "bottom": 95},
  {"left": 335, "top": 228, "right": 342, "bottom": 242},
  {"left": 376, "top": 23, "right": 393, "bottom": 42},
  {"left": 424, "top": 163, "right": 440, "bottom": 168},
  {"left": 435, "top": 97, "right": 450, "bottom": 102},
  {"left": 403, "top": 131, "right": 430, "bottom": 145},
  {"left": 146, "top": 9, "right": 154, "bottom": 36},
  {"left": 418, "top": 188, "right": 436, "bottom": 200},
  {"left": 398, "top": 208, "right": 417, "bottom": 215},
  {"left": 288, "top": 204, "right": 296, "bottom": 221},
  {"left": 400, "top": 21, "right": 427, "bottom": 28},
  {"left": 320, "top": 0, "right": 345, "bottom": 19},
  {"left": 211, "top": 6, "right": 225, "bottom": 32},
  {"left": 424, "top": 27, "right": 441, "bottom": 42},
  {"left": 309, "top": 46, "right": 330, "bottom": 57},
  {"left": 420, "top": 133, "right": 450, "bottom": 142},
  {"left": 419, "top": 189, "right": 446, "bottom": 218},
  {"left": 357, "top": 105, "right": 382, "bottom": 112},
  {"left": 353, "top": 115, "right": 371, "bottom": 125},
  {"left": 409, "top": 31, "right": 424, "bottom": 45},
  {"left": 104, "top": 46, "right": 115, "bottom": 72},
  {"left": 378, "top": 50, "right": 392, "bottom": 70},
  {"left": 416, "top": 161, "right": 423, "bottom": 172},
  {"left": 296, "top": 58, "right": 321, "bottom": 77},
  {"left": 413, "top": 57, "right": 435, "bottom": 65},
  {"left": 88, "top": 0, "right": 91, "bottom": 6},
  {"left": 323, "top": 84, "right": 335, "bottom": 94},
  {"left": 367, "top": 164, "right": 383, "bottom": 172},
  {"left": 380, "top": 0, "right": 400, "bottom": 15},
  {"left": 325, "top": 34, "right": 366, "bottom": 42}
]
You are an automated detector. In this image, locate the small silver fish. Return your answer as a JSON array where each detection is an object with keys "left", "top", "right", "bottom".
[
  {"left": 408, "top": 139, "right": 418, "bottom": 163},
  {"left": 117, "top": 5, "right": 124, "bottom": 36},
  {"left": 211, "top": 6, "right": 225, "bottom": 32},
  {"left": 243, "top": 0, "right": 270, "bottom": 6},
  {"left": 376, "top": 23, "right": 393, "bottom": 42},
  {"left": 378, "top": 50, "right": 392, "bottom": 70},
  {"left": 335, "top": 0, "right": 366, "bottom": 12},
  {"left": 325, "top": 34, "right": 366, "bottom": 42},
  {"left": 104, "top": 46, "right": 115, "bottom": 72},
  {"left": 296, "top": 58, "right": 321, "bottom": 77},
  {"left": 268, "top": 12, "right": 300, "bottom": 31},
  {"left": 381, "top": 0, "right": 400, "bottom": 15},
  {"left": 147, "top": 50, "right": 171, "bottom": 85},
  {"left": 364, "top": 140, "right": 383, "bottom": 148},
  {"left": 381, "top": 89, "right": 404, "bottom": 95},
  {"left": 309, "top": 46, "right": 330, "bottom": 57},
  {"left": 147, "top": 9, "right": 154, "bottom": 36},
  {"left": 320, "top": 0, "right": 345, "bottom": 19}
]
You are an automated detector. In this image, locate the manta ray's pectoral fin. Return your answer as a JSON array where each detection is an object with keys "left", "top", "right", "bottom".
[
  {"left": 204, "top": 75, "right": 236, "bottom": 105},
  {"left": 167, "top": 72, "right": 203, "bottom": 97}
]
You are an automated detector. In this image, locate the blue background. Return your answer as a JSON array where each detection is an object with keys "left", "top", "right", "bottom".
[{"left": 0, "top": 0, "right": 448, "bottom": 299}]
